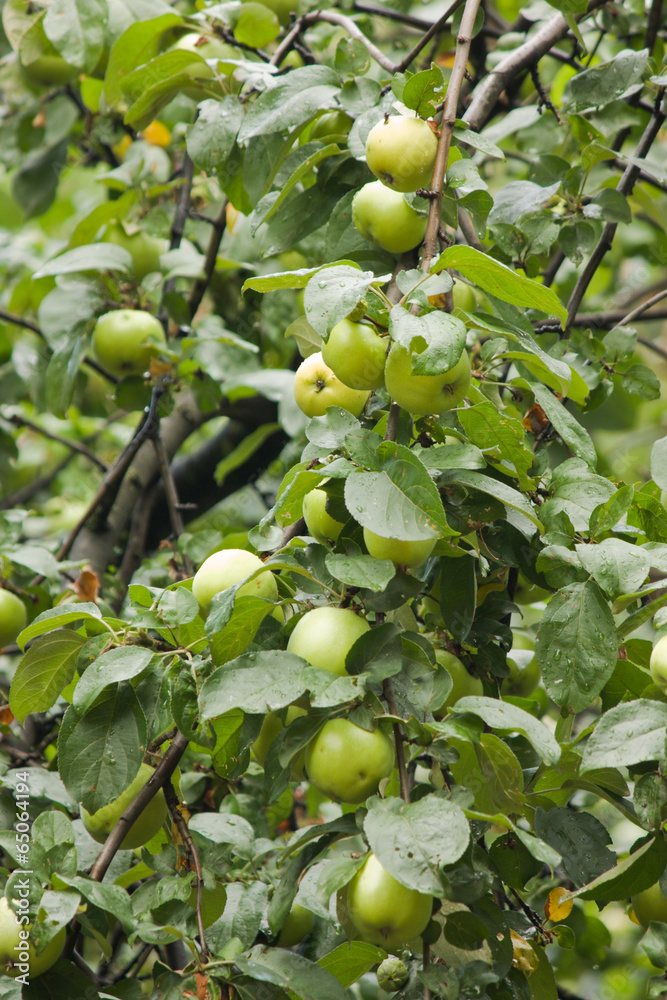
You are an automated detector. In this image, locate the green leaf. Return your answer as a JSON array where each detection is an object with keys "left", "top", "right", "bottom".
[
  {"left": 622, "top": 363, "right": 661, "bottom": 400},
  {"left": 345, "top": 446, "right": 450, "bottom": 541},
  {"left": 236, "top": 946, "right": 353, "bottom": 1000},
  {"left": 186, "top": 96, "right": 242, "bottom": 172},
  {"left": 533, "top": 808, "right": 615, "bottom": 886},
  {"left": 233, "top": 2, "right": 279, "bottom": 46},
  {"left": 55, "top": 875, "right": 134, "bottom": 932},
  {"left": 536, "top": 581, "right": 618, "bottom": 713},
  {"left": 475, "top": 733, "right": 526, "bottom": 814},
  {"left": 57, "top": 686, "right": 147, "bottom": 812},
  {"left": 43, "top": 0, "right": 107, "bottom": 71},
  {"left": 103, "top": 13, "right": 183, "bottom": 107},
  {"left": 438, "top": 553, "right": 476, "bottom": 642},
  {"left": 318, "top": 941, "right": 386, "bottom": 988},
  {"left": 401, "top": 66, "right": 446, "bottom": 117},
  {"left": 530, "top": 384, "right": 596, "bottom": 468},
  {"left": 581, "top": 699, "right": 667, "bottom": 773},
  {"left": 469, "top": 313, "right": 573, "bottom": 397},
  {"left": 651, "top": 437, "right": 667, "bottom": 491},
  {"left": 72, "top": 646, "right": 156, "bottom": 713},
  {"left": 9, "top": 631, "right": 87, "bottom": 724},
  {"left": 540, "top": 458, "right": 616, "bottom": 532},
  {"left": 17, "top": 602, "right": 106, "bottom": 650},
  {"left": 437, "top": 469, "right": 543, "bottom": 532},
  {"left": 455, "top": 697, "right": 560, "bottom": 764},
  {"left": 363, "top": 793, "right": 470, "bottom": 895},
  {"left": 243, "top": 260, "right": 361, "bottom": 294},
  {"left": 304, "top": 265, "right": 381, "bottom": 337},
  {"left": 458, "top": 401, "right": 535, "bottom": 489},
  {"left": 431, "top": 245, "right": 567, "bottom": 326},
  {"left": 238, "top": 66, "right": 340, "bottom": 141},
  {"left": 34, "top": 242, "right": 132, "bottom": 278},
  {"left": 572, "top": 835, "right": 667, "bottom": 902},
  {"left": 388, "top": 305, "right": 467, "bottom": 376},
  {"left": 325, "top": 553, "right": 396, "bottom": 592},
  {"left": 563, "top": 48, "right": 650, "bottom": 112},
  {"left": 575, "top": 538, "right": 649, "bottom": 600}
]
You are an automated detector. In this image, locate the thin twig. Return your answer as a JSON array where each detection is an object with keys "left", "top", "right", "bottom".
[
  {"left": 394, "top": 0, "right": 464, "bottom": 74},
  {"left": 637, "top": 337, "right": 667, "bottom": 363},
  {"left": 422, "top": 0, "right": 482, "bottom": 270},
  {"left": 163, "top": 779, "right": 209, "bottom": 962},
  {"left": 534, "top": 308, "right": 667, "bottom": 332},
  {"left": 188, "top": 198, "right": 228, "bottom": 321},
  {"left": 353, "top": 2, "right": 433, "bottom": 30},
  {"left": 645, "top": 0, "right": 663, "bottom": 55},
  {"left": 151, "top": 431, "right": 195, "bottom": 576},
  {"left": 0, "top": 307, "right": 45, "bottom": 340},
  {"left": 565, "top": 88, "right": 667, "bottom": 331},
  {"left": 6, "top": 414, "right": 109, "bottom": 473},
  {"left": 611, "top": 287, "right": 667, "bottom": 330},
  {"left": 383, "top": 678, "right": 410, "bottom": 804}
]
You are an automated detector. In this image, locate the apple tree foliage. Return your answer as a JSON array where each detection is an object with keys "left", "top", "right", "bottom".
[{"left": 0, "top": 0, "right": 666, "bottom": 997}]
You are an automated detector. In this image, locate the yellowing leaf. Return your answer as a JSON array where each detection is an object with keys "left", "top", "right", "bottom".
[{"left": 545, "top": 886, "right": 574, "bottom": 921}]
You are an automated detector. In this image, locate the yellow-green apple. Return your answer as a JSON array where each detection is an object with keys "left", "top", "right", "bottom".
[
  {"left": 192, "top": 548, "right": 278, "bottom": 618},
  {"left": 293, "top": 352, "right": 370, "bottom": 418},
  {"left": 432, "top": 649, "right": 483, "bottom": 717},
  {"left": 302, "top": 487, "right": 344, "bottom": 545},
  {"left": 631, "top": 882, "right": 667, "bottom": 927},
  {"left": 81, "top": 763, "right": 168, "bottom": 849},
  {"left": 304, "top": 718, "right": 395, "bottom": 803},
  {"left": 384, "top": 342, "right": 471, "bottom": 415},
  {"left": 277, "top": 903, "right": 314, "bottom": 946},
  {"left": 310, "top": 111, "right": 353, "bottom": 143},
  {"left": 342, "top": 853, "right": 432, "bottom": 949},
  {"left": 352, "top": 181, "right": 427, "bottom": 254},
  {"left": 363, "top": 529, "right": 435, "bottom": 568},
  {"left": 650, "top": 635, "right": 667, "bottom": 692},
  {"left": 0, "top": 898, "right": 66, "bottom": 978},
  {"left": 321, "top": 319, "right": 387, "bottom": 391},
  {"left": 0, "top": 590, "right": 27, "bottom": 648},
  {"left": 286, "top": 606, "right": 370, "bottom": 676},
  {"left": 252, "top": 705, "right": 307, "bottom": 779},
  {"left": 92, "top": 309, "right": 166, "bottom": 376},
  {"left": 365, "top": 116, "right": 438, "bottom": 192}
]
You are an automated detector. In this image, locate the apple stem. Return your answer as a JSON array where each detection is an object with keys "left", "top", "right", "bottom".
[{"left": 383, "top": 678, "right": 410, "bottom": 803}]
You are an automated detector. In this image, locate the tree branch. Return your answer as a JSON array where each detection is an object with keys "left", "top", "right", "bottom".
[
  {"left": 188, "top": 198, "right": 228, "bottom": 321},
  {"left": 565, "top": 88, "right": 667, "bottom": 330},
  {"left": 534, "top": 308, "right": 667, "bottom": 332},
  {"left": 383, "top": 678, "right": 410, "bottom": 804},
  {"left": 6, "top": 414, "right": 109, "bottom": 473},
  {"left": 394, "top": 0, "right": 464, "bottom": 75}
]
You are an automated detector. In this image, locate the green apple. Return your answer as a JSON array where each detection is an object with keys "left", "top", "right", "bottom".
[
  {"left": 287, "top": 606, "right": 370, "bottom": 676},
  {"left": 252, "top": 705, "right": 307, "bottom": 775},
  {"left": 302, "top": 486, "right": 344, "bottom": 545},
  {"left": 365, "top": 116, "right": 438, "bottom": 193},
  {"left": 103, "top": 224, "right": 166, "bottom": 282},
  {"left": 363, "top": 528, "right": 435, "bottom": 568},
  {"left": 19, "top": 24, "right": 79, "bottom": 87},
  {"left": 242, "top": 0, "right": 298, "bottom": 26},
  {"left": 377, "top": 956, "right": 409, "bottom": 992},
  {"left": 321, "top": 319, "right": 387, "bottom": 391},
  {"left": 293, "top": 352, "right": 370, "bottom": 418},
  {"left": 352, "top": 181, "right": 427, "bottom": 254},
  {"left": 0, "top": 898, "right": 66, "bottom": 978},
  {"left": 188, "top": 880, "right": 227, "bottom": 928},
  {"left": 92, "top": 309, "right": 166, "bottom": 377},
  {"left": 277, "top": 903, "right": 314, "bottom": 946},
  {"left": 384, "top": 342, "right": 471, "bottom": 415},
  {"left": 0, "top": 589, "right": 27, "bottom": 648},
  {"left": 432, "top": 649, "right": 483, "bottom": 717},
  {"left": 305, "top": 718, "right": 395, "bottom": 803},
  {"left": 81, "top": 763, "right": 168, "bottom": 850},
  {"left": 343, "top": 852, "right": 432, "bottom": 949},
  {"left": 650, "top": 635, "right": 667, "bottom": 692},
  {"left": 631, "top": 882, "right": 667, "bottom": 927},
  {"left": 310, "top": 111, "right": 353, "bottom": 143},
  {"left": 451, "top": 281, "right": 478, "bottom": 312},
  {"left": 192, "top": 548, "right": 278, "bottom": 618}
]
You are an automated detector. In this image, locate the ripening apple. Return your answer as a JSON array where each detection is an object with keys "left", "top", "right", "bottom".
[
  {"left": 192, "top": 548, "right": 278, "bottom": 618},
  {"left": 0, "top": 589, "right": 27, "bottom": 648},
  {"left": 650, "top": 635, "right": 667, "bottom": 692},
  {"left": 363, "top": 528, "right": 436, "bottom": 568},
  {"left": 305, "top": 718, "right": 395, "bottom": 803},
  {"left": 302, "top": 487, "right": 344, "bottom": 545},
  {"left": 293, "top": 352, "right": 370, "bottom": 418},
  {"left": 343, "top": 853, "right": 433, "bottom": 949},
  {"left": 277, "top": 903, "right": 315, "bottom": 946},
  {"left": 451, "top": 281, "right": 478, "bottom": 312},
  {"left": 384, "top": 342, "right": 471, "bottom": 415},
  {"left": 81, "top": 763, "right": 168, "bottom": 850},
  {"left": 365, "top": 116, "right": 438, "bottom": 193},
  {"left": 287, "top": 606, "right": 370, "bottom": 676},
  {"left": 242, "top": 0, "right": 298, "bottom": 27},
  {"left": 352, "top": 181, "right": 427, "bottom": 254},
  {"left": 103, "top": 224, "right": 167, "bottom": 282},
  {"left": 0, "top": 898, "right": 66, "bottom": 978},
  {"left": 631, "top": 882, "right": 667, "bottom": 927},
  {"left": 188, "top": 879, "right": 227, "bottom": 928},
  {"left": 310, "top": 111, "right": 353, "bottom": 143},
  {"left": 92, "top": 309, "right": 166, "bottom": 377},
  {"left": 252, "top": 705, "right": 307, "bottom": 780},
  {"left": 432, "top": 649, "right": 483, "bottom": 717},
  {"left": 321, "top": 319, "right": 387, "bottom": 391}
]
